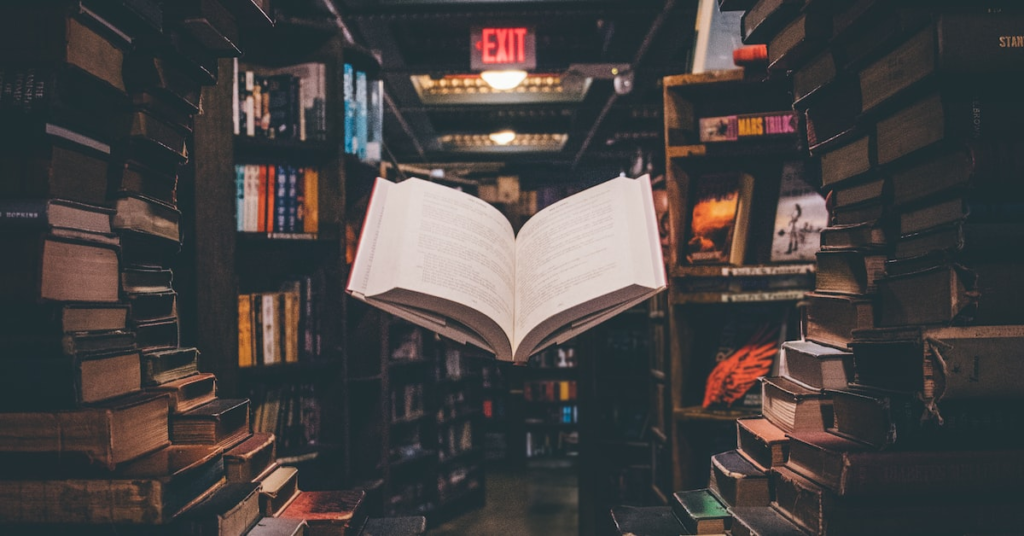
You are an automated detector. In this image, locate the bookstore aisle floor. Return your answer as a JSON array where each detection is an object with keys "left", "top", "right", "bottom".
[{"left": 430, "top": 467, "right": 578, "bottom": 536}]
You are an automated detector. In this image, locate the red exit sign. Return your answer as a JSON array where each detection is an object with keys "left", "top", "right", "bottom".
[{"left": 471, "top": 25, "right": 536, "bottom": 71}]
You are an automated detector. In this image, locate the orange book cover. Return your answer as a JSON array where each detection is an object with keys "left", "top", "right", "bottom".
[
  {"left": 686, "top": 173, "right": 754, "bottom": 265},
  {"left": 278, "top": 490, "right": 365, "bottom": 533},
  {"left": 257, "top": 165, "right": 268, "bottom": 233},
  {"left": 303, "top": 168, "right": 319, "bottom": 234}
]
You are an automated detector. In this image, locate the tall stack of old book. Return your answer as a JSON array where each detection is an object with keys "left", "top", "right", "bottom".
[
  {"left": 658, "top": 2, "right": 1024, "bottom": 536},
  {"left": 0, "top": 1, "right": 301, "bottom": 534}
]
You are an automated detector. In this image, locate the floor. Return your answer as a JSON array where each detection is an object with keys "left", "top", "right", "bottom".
[{"left": 429, "top": 464, "right": 579, "bottom": 536}]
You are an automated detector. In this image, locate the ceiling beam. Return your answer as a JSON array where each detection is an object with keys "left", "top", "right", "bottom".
[{"left": 572, "top": 0, "right": 677, "bottom": 169}]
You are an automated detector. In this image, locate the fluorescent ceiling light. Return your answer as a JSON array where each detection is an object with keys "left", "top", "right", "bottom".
[
  {"left": 480, "top": 70, "right": 528, "bottom": 90},
  {"left": 488, "top": 130, "right": 516, "bottom": 145}
]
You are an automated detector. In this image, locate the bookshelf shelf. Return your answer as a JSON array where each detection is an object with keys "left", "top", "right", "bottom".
[
  {"left": 666, "top": 141, "right": 802, "bottom": 160},
  {"left": 238, "top": 360, "right": 343, "bottom": 376},
  {"left": 234, "top": 136, "right": 335, "bottom": 162},
  {"left": 670, "top": 288, "right": 810, "bottom": 305},
  {"left": 236, "top": 232, "right": 321, "bottom": 242},
  {"left": 671, "top": 263, "right": 816, "bottom": 278},
  {"left": 673, "top": 406, "right": 758, "bottom": 422}
]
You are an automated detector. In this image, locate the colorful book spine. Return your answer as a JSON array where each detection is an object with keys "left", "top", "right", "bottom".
[
  {"left": 295, "top": 167, "right": 305, "bottom": 234},
  {"left": 343, "top": 63, "right": 355, "bottom": 154},
  {"left": 355, "top": 70, "right": 368, "bottom": 161},
  {"left": 275, "top": 165, "right": 287, "bottom": 233},
  {"left": 287, "top": 167, "right": 298, "bottom": 233},
  {"left": 304, "top": 168, "right": 318, "bottom": 234},
  {"left": 235, "top": 165, "right": 245, "bottom": 232},
  {"left": 257, "top": 165, "right": 268, "bottom": 233}
]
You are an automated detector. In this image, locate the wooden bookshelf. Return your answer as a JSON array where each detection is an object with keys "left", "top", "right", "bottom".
[{"left": 660, "top": 68, "right": 817, "bottom": 493}]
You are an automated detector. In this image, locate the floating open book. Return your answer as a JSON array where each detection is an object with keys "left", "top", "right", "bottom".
[{"left": 348, "top": 175, "right": 667, "bottom": 363}]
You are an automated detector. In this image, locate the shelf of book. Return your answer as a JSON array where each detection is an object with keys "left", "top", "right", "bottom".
[
  {"left": 671, "top": 263, "right": 816, "bottom": 278},
  {"left": 237, "top": 231, "right": 321, "bottom": 241},
  {"left": 670, "top": 288, "right": 811, "bottom": 305}
]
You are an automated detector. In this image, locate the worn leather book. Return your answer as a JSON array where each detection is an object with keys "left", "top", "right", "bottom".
[
  {"left": 278, "top": 490, "right": 367, "bottom": 536},
  {"left": 876, "top": 260, "right": 1024, "bottom": 327},
  {"left": 123, "top": 52, "right": 202, "bottom": 114},
  {"left": 772, "top": 464, "right": 1024, "bottom": 536},
  {"left": 0, "top": 5, "right": 129, "bottom": 92},
  {"left": 735, "top": 417, "right": 789, "bottom": 472},
  {"left": 781, "top": 340, "right": 852, "bottom": 391},
  {"left": 609, "top": 505, "right": 686, "bottom": 536},
  {"left": 0, "top": 349, "right": 140, "bottom": 409},
  {"left": 819, "top": 135, "right": 872, "bottom": 189},
  {"left": 709, "top": 450, "right": 769, "bottom": 508},
  {"left": 804, "top": 291, "right": 874, "bottom": 350},
  {"left": 109, "top": 159, "right": 178, "bottom": 206},
  {"left": 850, "top": 325, "right": 1024, "bottom": 408},
  {"left": 0, "top": 232, "right": 120, "bottom": 303},
  {"left": 0, "top": 64, "right": 132, "bottom": 143},
  {"left": 247, "top": 518, "right": 309, "bottom": 536},
  {"left": 741, "top": 0, "right": 805, "bottom": 45},
  {"left": 0, "top": 392, "right": 169, "bottom": 470},
  {"left": 859, "top": 13, "right": 1024, "bottom": 114},
  {"left": 767, "top": 12, "right": 831, "bottom": 72},
  {"left": 875, "top": 91, "right": 1024, "bottom": 166},
  {"left": 163, "top": 0, "right": 242, "bottom": 56},
  {"left": 815, "top": 250, "right": 886, "bottom": 295},
  {"left": 0, "top": 125, "right": 111, "bottom": 205},
  {"left": 894, "top": 221, "right": 1024, "bottom": 261},
  {"left": 761, "top": 376, "right": 832, "bottom": 433},
  {"left": 828, "top": 386, "right": 1024, "bottom": 450},
  {"left": 224, "top": 432, "right": 277, "bottom": 483},
  {"left": 890, "top": 140, "right": 1024, "bottom": 208},
  {"left": 134, "top": 316, "right": 180, "bottom": 352},
  {"left": 148, "top": 372, "right": 217, "bottom": 414},
  {"left": 172, "top": 398, "right": 252, "bottom": 450},
  {"left": 117, "top": 227, "right": 182, "bottom": 268},
  {"left": 260, "top": 465, "right": 300, "bottom": 516},
  {"left": 803, "top": 79, "right": 862, "bottom": 153},
  {"left": 180, "top": 481, "right": 262, "bottom": 536},
  {"left": 0, "top": 444, "right": 225, "bottom": 525},
  {"left": 142, "top": 346, "right": 200, "bottom": 386},
  {"left": 672, "top": 488, "right": 730, "bottom": 535},
  {"left": 728, "top": 507, "right": 806, "bottom": 536},
  {"left": 792, "top": 50, "right": 836, "bottom": 107}
]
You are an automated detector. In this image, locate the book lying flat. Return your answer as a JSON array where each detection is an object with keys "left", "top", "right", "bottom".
[{"left": 348, "top": 176, "right": 666, "bottom": 363}]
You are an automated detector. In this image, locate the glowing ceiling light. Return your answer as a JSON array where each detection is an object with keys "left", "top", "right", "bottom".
[
  {"left": 488, "top": 130, "right": 517, "bottom": 145},
  {"left": 480, "top": 70, "right": 528, "bottom": 90}
]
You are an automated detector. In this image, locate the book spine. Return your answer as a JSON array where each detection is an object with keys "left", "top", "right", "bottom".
[
  {"left": 343, "top": 63, "right": 354, "bottom": 154},
  {"left": 287, "top": 166, "right": 297, "bottom": 233},
  {"left": 0, "top": 199, "right": 50, "bottom": 229},
  {"left": 303, "top": 168, "right": 318, "bottom": 234},
  {"left": 356, "top": 70, "right": 368, "bottom": 161},
  {"left": 262, "top": 293, "right": 276, "bottom": 365},
  {"left": 245, "top": 71, "right": 255, "bottom": 137},
  {"left": 235, "top": 165, "right": 245, "bottom": 232},
  {"left": 290, "top": 76, "right": 300, "bottom": 141},
  {"left": 840, "top": 450, "right": 1024, "bottom": 497},
  {"left": 257, "top": 165, "right": 267, "bottom": 233},
  {"left": 274, "top": 165, "right": 287, "bottom": 233},
  {"left": 266, "top": 165, "right": 277, "bottom": 233},
  {"left": 295, "top": 166, "right": 305, "bottom": 234},
  {"left": 238, "top": 294, "right": 252, "bottom": 368},
  {"left": 233, "top": 58, "right": 240, "bottom": 135}
]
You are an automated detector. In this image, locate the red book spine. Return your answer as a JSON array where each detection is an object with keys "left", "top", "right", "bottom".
[
  {"left": 266, "top": 165, "right": 276, "bottom": 232},
  {"left": 257, "top": 165, "right": 268, "bottom": 233}
]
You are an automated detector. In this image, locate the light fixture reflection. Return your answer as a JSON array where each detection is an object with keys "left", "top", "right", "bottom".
[
  {"left": 480, "top": 70, "right": 528, "bottom": 90},
  {"left": 488, "top": 130, "right": 517, "bottom": 145}
]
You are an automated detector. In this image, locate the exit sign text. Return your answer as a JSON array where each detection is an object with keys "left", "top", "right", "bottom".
[{"left": 471, "top": 25, "right": 536, "bottom": 71}]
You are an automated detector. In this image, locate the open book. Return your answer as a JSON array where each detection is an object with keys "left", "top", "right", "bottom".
[{"left": 347, "top": 175, "right": 667, "bottom": 363}]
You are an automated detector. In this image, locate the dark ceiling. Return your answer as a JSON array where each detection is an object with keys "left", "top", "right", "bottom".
[{"left": 278, "top": 0, "right": 700, "bottom": 186}]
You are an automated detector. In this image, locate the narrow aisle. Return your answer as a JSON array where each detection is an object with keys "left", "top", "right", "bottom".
[{"left": 430, "top": 465, "right": 578, "bottom": 536}]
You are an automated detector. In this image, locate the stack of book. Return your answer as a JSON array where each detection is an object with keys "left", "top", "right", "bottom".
[
  {"left": 640, "top": 2, "right": 1024, "bottom": 535},
  {"left": 0, "top": 0, "right": 260, "bottom": 533}
]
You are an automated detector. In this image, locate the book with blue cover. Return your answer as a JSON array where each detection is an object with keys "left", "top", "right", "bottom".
[
  {"left": 343, "top": 63, "right": 355, "bottom": 154},
  {"left": 355, "top": 70, "right": 368, "bottom": 161}
]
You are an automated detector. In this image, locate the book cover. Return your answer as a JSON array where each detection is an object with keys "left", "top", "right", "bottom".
[
  {"left": 366, "top": 78, "right": 383, "bottom": 163},
  {"left": 671, "top": 489, "right": 729, "bottom": 535},
  {"left": 709, "top": 449, "right": 769, "bottom": 508},
  {"left": 143, "top": 346, "right": 199, "bottom": 386},
  {"left": 235, "top": 164, "right": 245, "bottom": 232},
  {"left": 771, "top": 162, "right": 827, "bottom": 262},
  {"left": 275, "top": 165, "right": 288, "bottom": 233},
  {"left": 303, "top": 168, "right": 318, "bottom": 234},
  {"left": 686, "top": 172, "right": 754, "bottom": 265},
  {"left": 257, "top": 165, "right": 268, "bottom": 233}
]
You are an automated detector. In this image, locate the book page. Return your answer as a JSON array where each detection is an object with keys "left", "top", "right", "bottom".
[
  {"left": 513, "top": 177, "right": 661, "bottom": 351},
  {"left": 369, "top": 179, "right": 517, "bottom": 342}
]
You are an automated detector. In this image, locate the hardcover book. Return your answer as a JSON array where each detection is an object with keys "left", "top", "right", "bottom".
[
  {"left": 735, "top": 417, "right": 789, "bottom": 472},
  {"left": 709, "top": 450, "right": 769, "bottom": 508},
  {"left": 348, "top": 175, "right": 666, "bottom": 363},
  {"left": 278, "top": 490, "right": 366, "bottom": 536},
  {"left": 0, "top": 392, "right": 170, "bottom": 470},
  {"left": 609, "top": 505, "right": 685, "bottom": 536},
  {"left": 850, "top": 325, "right": 1024, "bottom": 409},
  {"left": 0, "top": 127, "right": 111, "bottom": 205},
  {"left": 780, "top": 340, "right": 851, "bottom": 391},
  {"left": 770, "top": 162, "right": 826, "bottom": 262},
  {"left": 247, "top": 518, "right": 308, "bottom": 536},
  {"left": 0, "top": 445, "right": 225, "bottom": 525},
  {"left": 142, "top": 346, "right": 200, "bottom": 386},
  {"left": 0, "top": 350, "right": 140, "bottom": 409},
  {"left": 180, "top": 482, "right": 262, "bottom": 536},
  {"left": 224, "top": 431, "right": 277, "bottom": 483},
  {"left": 728, "top": 507, "right": 806, "bottom": 536},
  {"left": 671, "top": 489, "right": 730, "bottom": 535},
  {"left": 171, "top": 398, "right": 251, "bottom": 449},
  {"left": 803, "top": 291, "right": 874, "bottom": 350},
  {"left": 760, "top": 376, "right": 832, "bottom": 433},
  {"left": 685, "top": 172, "right": 754, "bottom": 265},
  {"left": 1, "top": 232, "right": 120, "bottom": 303},
  {"left": 260, "top": 466, "right": 300, "bottom": 516},
  {"left": 148, "top": 372, "right": 217, "bottom": 414}
]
